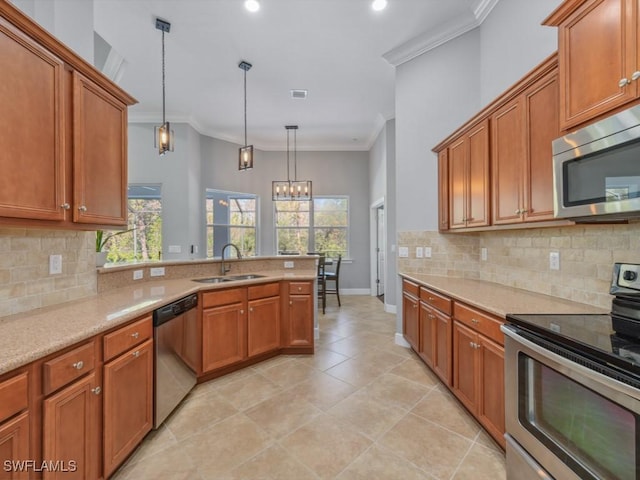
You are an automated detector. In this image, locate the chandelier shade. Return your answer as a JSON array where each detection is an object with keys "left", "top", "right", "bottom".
[{"left": 272, "top": 126, "right": 312, "bottom": 201}]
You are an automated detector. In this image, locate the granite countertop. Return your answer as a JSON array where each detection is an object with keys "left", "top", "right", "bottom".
[
  {"left": 0, "top": 270, "right": 316, "bottom": 375},
  {"left": 400, "top": 273, "right": 608, "bottom": 318}
]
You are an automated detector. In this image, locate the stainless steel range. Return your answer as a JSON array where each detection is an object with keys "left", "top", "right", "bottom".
[{"left": 502, "top": 263, "right": 640, "bottom": 480}]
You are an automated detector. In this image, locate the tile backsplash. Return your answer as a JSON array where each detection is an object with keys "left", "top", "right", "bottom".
[
  {"left": 398, "top": 221, "right": 640, "bottom": 309},
  {"left": 0, "top": 228, "right": 96, "bottom": 318}
]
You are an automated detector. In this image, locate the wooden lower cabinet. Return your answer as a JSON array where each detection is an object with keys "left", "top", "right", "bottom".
[
  {"left": 402, "top": 281, "right": 420, "bottom": 351},
  {"left": 202, "top": 302, "right": 246, "bottom": 372},
  {"left": 103, "top": 339, "right": 153, "bottom": 478},
  {"left": 42, "top": 372, "right": 101, "bottom": 480},
  {"left": 0, "top": 412, "right": 30, "bottom": 480},
  {"left": 420, "top": 302, "right": 452, "bottom": 385},
  {"left": 452, "top": 320, "right": 505, "bottom": 449},
  {"left": 247, "top": 296, "right": 280, "bottom": 357},
  {"left": 284, "top": 282, "right": 314, "bottom": 349}
]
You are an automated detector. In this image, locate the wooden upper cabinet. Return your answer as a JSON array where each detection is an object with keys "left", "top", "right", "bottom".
[
  {"left": 73, "top": 73, "right": 128, "bottom": 226},
  {"left": 446, "top": 119, "right": 490, "bottom": 230},
  {"left": 491, "top": 98, "right": 525, "bottom": 225},
  {"left": 545, "top": 0, "right": 638, "bottom": 130},
  {"left": 0, "top": 17, "right": 66, "bottom": 221},
  {"left": 491, "top": 61, "right": 559, "bottom": 225},
  {"left": 437, "top": 150, "right": 449, "bottom": 231}
]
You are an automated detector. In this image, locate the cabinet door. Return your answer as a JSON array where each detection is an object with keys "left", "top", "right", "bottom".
[
  {"left": 448, "top": 136, "right": 467, "bottom": 229},
  {"left": 247, "top": 296, "right": 280, "bottom": 357},
  {"left": 103, "top": 339, "right": 153, "bottom": 478},
  {"left": 478, "top": 336, "right": 505, "bottom": 449},
  {"left": 0, "top": 412, "right": 30, "bottom": 480},
  {"left": 466, "top": 119, "right": 490, "bottom": 228},
  {"left": 202, "top": 303, "right": 246, "bottom": 372},
  {"left": 437, "top": 149, "right": 449, "bottom": 231},
  {"left": 524, "top": 70, "right": 559, "bottom": 222},
  {"left": 286, "top": 295, "right": 313, "bottom": 347},
  {"left": 452, "top": 321, "right": 479, "bottom": 415},
  {"left": 402, "top": 293, "right": 419, "bottom": 351},
  {"left": 491, "top": 98, "right": 525, "bottom": 225},
  {"left": 43, "top": 372, "right": 100, "bottom": 480},
  {"left": 418, "top": 302, "right": 435, "bottom": 368},
  {"left": 557, "top": 0, "right": 636, "bottom": 129},
  {"left": 0, "top": 18, "right": 66, "bottom": 221},
  {"left": 433, "top": 309, "right": 452, "bottom": 386},
  {"left": 73, "top": 72, "right": 128, "bottom": 226}
]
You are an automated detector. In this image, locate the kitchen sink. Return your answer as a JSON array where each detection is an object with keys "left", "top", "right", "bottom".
[
  {"left": 192, "top": 277, "right": 233, "bottom": 283},
  {"left": 192, "top": 274, "right": 266, "bottom": 283}
]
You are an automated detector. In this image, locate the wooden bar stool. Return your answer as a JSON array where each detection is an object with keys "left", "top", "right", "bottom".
[{"left": 324, "top": 254, "right": 341, "bottom": 307}]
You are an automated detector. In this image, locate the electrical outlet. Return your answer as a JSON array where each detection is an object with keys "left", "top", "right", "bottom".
[
  {"left": 168, "top": 245, "right": 181, "bottom": 253},
  {"left": 481, "top": 247, "right": 488, "bottom": 261},
  {"left": 398, "top": 246, "right": 409, "bottom": 258},
  {"left": 424, "top": 247, "right": 432, "bottom": 258},
  {"left": 49, "top": 254, "right": 62, "bottom": 275},
  {"left": 549, "top": 251, "right": 560, "bottom": 270},
  {"left": 284, "top": 261, "right": 294, "bottom": 268},
  {"left": 416, "top": 247, "right": 424, "bottom": 258},
  {"left": 133, "top": 269, "right": 144, "bottom": 280},
  {"left": 150, "top": 267, "right": 165, "bottom": 277}
]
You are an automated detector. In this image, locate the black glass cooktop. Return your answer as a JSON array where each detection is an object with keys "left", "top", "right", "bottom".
[{"left": 506, "top": 313, "right": 640, "bottom": 377}]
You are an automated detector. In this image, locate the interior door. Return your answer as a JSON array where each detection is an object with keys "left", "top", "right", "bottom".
[{"left": 376, "top": 205, "right": 385, "bottom": 297}]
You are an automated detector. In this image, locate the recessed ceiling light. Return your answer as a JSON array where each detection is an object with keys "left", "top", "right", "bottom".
[
  {"left": 372, "top": 0, "right": 387, "bottom": 11},
  {"left": 244, "top": 0, "right": 260, "bottom": 13}
]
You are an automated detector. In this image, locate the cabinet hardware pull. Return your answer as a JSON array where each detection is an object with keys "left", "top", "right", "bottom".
[
  {"left": 249, "top": 307, "right": 253, "bottom": 312},
  {"left": 92, "top": 386, "right": 101, "bottom": 395},
  {"left": 469, "top": 341, "right": 475, "bottom": 348},
  {"left": 131, "top": 332, "right": 139, "bottom": 339},
  {"left": 428, "top": 296, "right": 434, "bottom": 301},
  {"left": 471, "top": 318, "right": 479, "bottom": 324},
  {"left": 298, "top": 287, "right": 302, "bottom": 291},
  {"left": 132, "top": 351, "right": 140, "bottom": 358},
  {"left": 78, "top": 205, "right": 87, "bottom": 212},
  {"left": 619, "top": 77, "right": 631, "bottom": 87},
  {"left": 240, "top": 309, "right": 244, "bottom": 314},
  {"left": 289, "top": 301, "right": 293, "bottom": 305},
  {"left": 428, "top": 314, "right": 435, "bottom": 319},
  {"left": 60, "top": 203, "right": 70, "bottom": 210},
  {"left": 632, "top": 71, "right": 640, "bottom": 81},
  {"left": 72, "top": 361, "right": 84, "bottom": 370}
]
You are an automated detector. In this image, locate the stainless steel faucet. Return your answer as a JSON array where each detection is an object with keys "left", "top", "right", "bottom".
[{"left": 220, "top": 243, "right": 242, "bottom": 275}]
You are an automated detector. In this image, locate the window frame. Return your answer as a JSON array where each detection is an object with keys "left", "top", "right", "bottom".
[{"left": 206, "top": 189, "right": 259, "bottom": 258}]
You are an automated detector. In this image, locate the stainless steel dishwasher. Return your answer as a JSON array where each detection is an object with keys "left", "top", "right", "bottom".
[{"left": 152, "top": 293, "right": 198, "bottom": 428}]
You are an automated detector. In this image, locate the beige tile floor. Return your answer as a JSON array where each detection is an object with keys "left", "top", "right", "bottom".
[{"left": 112, "top": 296, "right": 506, "bottom": 480}]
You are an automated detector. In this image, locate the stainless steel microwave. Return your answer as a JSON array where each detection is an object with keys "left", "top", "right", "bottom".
[{"left": 553, "top": 104, "right": 640, "bottom": 221}]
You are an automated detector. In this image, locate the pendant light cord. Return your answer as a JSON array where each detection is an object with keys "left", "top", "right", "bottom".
[
  {"left": 286, "top": 128, "right": 291, "bottom": 181},
  {"left": 293, "top": 128, "right": 298, "bottom": 181},
  {"left": 162, "top": 30, "right": 166, "bottom": 124}
]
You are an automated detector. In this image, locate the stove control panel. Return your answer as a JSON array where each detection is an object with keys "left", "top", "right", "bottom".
[{"left": 612, "top": 263, "right": 640, "bottom": 294}]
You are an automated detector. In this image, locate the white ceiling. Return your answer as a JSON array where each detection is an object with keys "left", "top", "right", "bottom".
[{"left": 93, "top": 0, "right": 496, "bottom": 151}]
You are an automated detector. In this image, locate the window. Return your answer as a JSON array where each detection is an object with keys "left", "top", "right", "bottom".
[
  {"left": 206, "top": 189, "right": 258, "bottom": 258},
  {"left": 106, "top": 184, "right": 163, "bottom": 263},
  {"left": 275, "top": 196, "right": 348, "bottom": 257}
]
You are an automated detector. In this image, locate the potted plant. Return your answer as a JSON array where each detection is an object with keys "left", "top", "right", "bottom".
[{"left": 95, "top": 229, "right": 134, "bottom": 267}]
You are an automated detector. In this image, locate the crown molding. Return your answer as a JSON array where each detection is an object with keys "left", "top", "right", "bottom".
[{"left": 382, "top": 0, "right": 500, "bottom": 67}]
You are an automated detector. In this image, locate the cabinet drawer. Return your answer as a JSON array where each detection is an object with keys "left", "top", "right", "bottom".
[
  {"left": 43, "top": 341, "right": 95, "bottom": 395},
  {"left": 0, "top": 372, "right": 28, "bottom": 423},
  {"left": 420, "top": 287, "right": 452, "bottom": 315},
  {"left": 453, "top": 302, "right": 503, "bottom": 345},
  {"left": 402, "top": 279, "right": 419, "bottom": 297},
  {"left": 202, "top": 288, "right": 244, "bottom": 308},
  {"left": 248, "top": 282, "right": 280, "bottom": 300},
  {"left": 289, "top": 282, "right": 311, "bottom": 295},
  {"left": 104, "top": 315, "right": 153, "bottom": 361}
]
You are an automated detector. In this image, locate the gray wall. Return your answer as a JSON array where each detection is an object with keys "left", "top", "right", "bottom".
[
  {"left": 129, "top": 124, "right": 371, "bottom": 291},
  {"left": 393, "top": 0, "right": 562, "bottom": 331}
]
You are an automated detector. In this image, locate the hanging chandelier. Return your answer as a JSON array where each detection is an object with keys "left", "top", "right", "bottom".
[
  {"left": 154, "top": 18, "right": 174, "bottom": 156},
  {"left": 238, "top": 60, "right": 254, "bottom": 170},
  {"left": 272, "top": 126, "right": 312, "bottom": 201}
]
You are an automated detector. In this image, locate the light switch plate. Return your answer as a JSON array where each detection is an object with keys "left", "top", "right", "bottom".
[
  {"left": 398, "top": 247, "right": 409, "bottom": 258},
  {"left": 424, "top": 247, "right": 432, "bottom": 258},
  {"left": 416, "top": 247, "right": 424, "bottom": 258},
  {"left": 150, "top": 267, "right": 165, "bottom": 277},
  {"left": 284, "top": 261, "right": 294, "bottom": 268},
  {"left": 133, "top": 269, "right": 144, "bottom": 280},
  {"left": 481, "top": 247, "right": 487, "bottom": 261},
  {"left": 168, "top": 245, "right": 181, "bottom": 253},
  {"left": 550, "top": 251, "right": 560, "bottom": 270},
  {"left": 49, "top": 254, "right": 62, "bottom": 275}
]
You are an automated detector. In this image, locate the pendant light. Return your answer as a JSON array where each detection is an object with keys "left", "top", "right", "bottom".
[
  {"left": 154, "top": 18, "right": 174, "bottom": 156},
  {"left": 272, "top": 126, "right": 312, "bottom": 201},
  {"left": 238, "top": 61, "right": 254, "bottom": 170}
]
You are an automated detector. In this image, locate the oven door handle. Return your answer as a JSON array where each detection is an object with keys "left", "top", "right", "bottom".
[{"left": 501, "top": 324, "right": 640, "bottom": 402}]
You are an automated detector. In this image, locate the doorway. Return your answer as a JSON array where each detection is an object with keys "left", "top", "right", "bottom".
[{"left": 376, "top": 205, "right": 385, "bottom": 300}]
